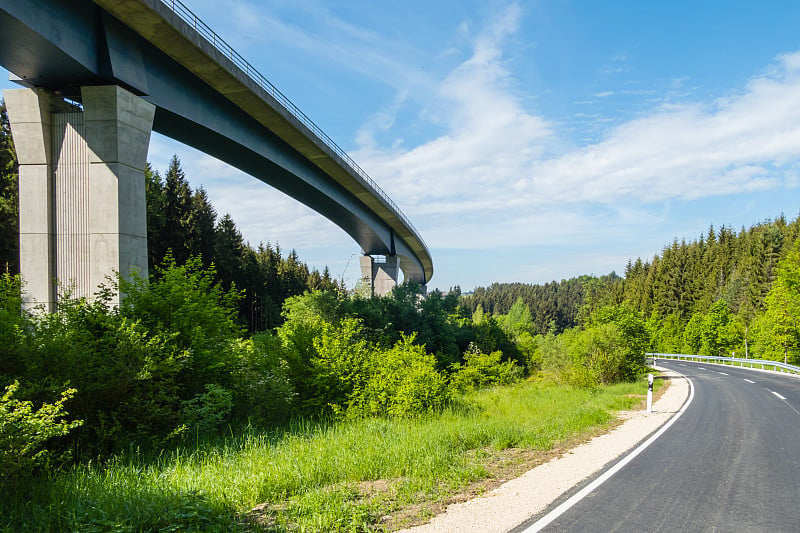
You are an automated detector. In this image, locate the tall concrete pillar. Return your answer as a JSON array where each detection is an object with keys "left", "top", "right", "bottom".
[
  {"left": 360, "top": 254, "right": 399, "bottom": 297},
  {"left": 5, "top": 86, "right": 155, "bottom": 311}
]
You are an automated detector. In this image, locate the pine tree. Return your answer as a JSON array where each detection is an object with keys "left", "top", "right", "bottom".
[
  {"left": 187, "top": 187, "right": 218, "bottom": 265},
  {"left": 0, "top": 102, "right": 18, "bottom": 274},
  {"left": 162, "top": 155, "right": 193, "bottom": 263},
  {"left": 215, "top": 213, "right": 246, "bottom": 288},
  {"left": 145, "top": 164, "right": 168, "bottom": 269}
]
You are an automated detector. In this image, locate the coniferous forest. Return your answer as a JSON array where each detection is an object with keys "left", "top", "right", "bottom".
[{"left": 463, "top": 215, "right": 800, "bottom": 363}]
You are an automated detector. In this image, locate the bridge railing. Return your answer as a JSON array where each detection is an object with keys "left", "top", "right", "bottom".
[
  {"left": 157, "top": 0, "right": 426, "bottom": 251},
  {"left": 647, "top": 352, "right": 800, "bottom": 376}
]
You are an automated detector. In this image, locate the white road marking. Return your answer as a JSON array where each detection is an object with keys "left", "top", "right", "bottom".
[
  {"left": 744, "top": 379, "right": 755, "bottom": 384},
  {"left": 519, "top": 372, "right": 695, "bottom": 533},
  {"left": 768, "top": 391, "right": 800, "bottom": 417},
  {"left": 698, "top": 367, "right": 706, "bottom": 370},
  {"left": 718, "top": 372, "right": 729, "bottom": 375}
]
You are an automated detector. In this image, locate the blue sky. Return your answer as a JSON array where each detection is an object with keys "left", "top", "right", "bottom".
[{"left": 6, "top": 0, "right": 800, "bottom": 291}]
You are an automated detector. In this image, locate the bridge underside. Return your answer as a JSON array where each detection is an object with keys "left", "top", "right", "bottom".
[{"left": 0, "top": 0, "right": 430, "bottom": 292}]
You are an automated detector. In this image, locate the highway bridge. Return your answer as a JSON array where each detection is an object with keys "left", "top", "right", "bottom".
[{"left": 0, "top": 0, "right": 432, "bottom": 309}]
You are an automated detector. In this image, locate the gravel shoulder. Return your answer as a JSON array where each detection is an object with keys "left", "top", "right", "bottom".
[{"left": 397, "top": 366, "right": 689, "bottom": 533}]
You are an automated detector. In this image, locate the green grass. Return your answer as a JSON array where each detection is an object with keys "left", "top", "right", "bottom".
[{"left": 2, "top": 375, "right": 655, "bottom": 532}]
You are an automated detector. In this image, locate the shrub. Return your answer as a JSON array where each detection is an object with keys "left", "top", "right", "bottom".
[
  {"left": 120, "top": 254, "right": 243, "bottom": 396},
  {"left": 181, "top": 383, "right": 234, "bottom": 438},
  {"left": 232, "top": 334, "right": 295, "bottom": 423},
  {"left": 349, "top": 334, "right": 451, "bottom": 418},
  {"left": 564, "top": 323, "right": 628, "bottom": 387},
  {"left": 0, "top": 381, "right": 82, "bottom": 488},
  {"left": 587, "top": 305, "right": 649, "bottom": 381},
  {"left": 277, "top": 293, "right": 336, "bottom": 409},
  {"left": 3, "top": 256, "right": 250, "bottom": 454},
  {"left": 468, "top": 315, "right": 522, "bottom": 364},
  {"left": 450, "top": 343, "right": 524, "bottom": 393},
  {"left": 309, "top": 318, "right": 371, "bottom": 415},
  {"left": 0, "top": 274, "right": 27, "bottom": 381},
  {"left": 28, "top": 295, "right": 186, "bottom": 452}
]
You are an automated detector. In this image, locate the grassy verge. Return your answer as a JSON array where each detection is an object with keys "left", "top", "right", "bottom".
[{"left": 2, "top": 374, "right": 661, "bottom": 532}]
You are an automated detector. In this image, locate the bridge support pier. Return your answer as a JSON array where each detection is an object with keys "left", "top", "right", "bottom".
[
  {"left": 360, "top": 254, "right": 398, "bottom": 297},
  {"left": 5, "top": 85, "right": 155, "bottom": 311}
]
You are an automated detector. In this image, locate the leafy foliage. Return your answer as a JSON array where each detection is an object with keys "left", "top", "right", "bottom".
[
  {"left": 449, "top": 343, "right": 523, "bottom": 393},
  {"left": 0, "top": 381, "right": 81, "bottom": 488},
  {"left": 0, "top": 258, "right": 294, "bottom": 455},
  {"left": 120, "top": 253, "right": 243, "bottom": 396},
  {"left": 535, "top": 305, "right": 649, "bottom": 387},
  {"left": 762, "top": 238, "right": 800, "bottom": 362},
  {"left": 349, "top": 334, "right": 451, "bottom": 418}
]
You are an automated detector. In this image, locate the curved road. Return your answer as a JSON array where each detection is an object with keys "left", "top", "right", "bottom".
[{"left": 515, "top": 361, "right": 800, "bottom": 532}]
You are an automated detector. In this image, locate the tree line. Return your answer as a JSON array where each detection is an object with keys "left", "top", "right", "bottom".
[
  {"left": 464, "top": 215, "right": 800, "bottom": 363},
  {"left": 144, "top": 155, "right": 339, "bottom": 331},
  {"left": 462, "top": 273, "right": 623, "bottom": 335}
]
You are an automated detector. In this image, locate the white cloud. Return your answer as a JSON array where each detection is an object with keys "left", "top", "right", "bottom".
[
  {"left": 352, "top": 20, "right": 800, "bottom": 252},
  {"left": 142, "top": 3, "right": 800, "bottom": 288},
  {"left": 533, "top": 53, "right": 800, "bottom": 205}
]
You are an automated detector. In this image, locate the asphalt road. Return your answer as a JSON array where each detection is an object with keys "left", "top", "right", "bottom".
[{"left": 515, "top": 361, "right": 800, "bottom": 533}]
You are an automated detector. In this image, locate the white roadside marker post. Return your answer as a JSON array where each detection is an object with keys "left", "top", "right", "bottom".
[{"left": 646, "top": 373, "right": 654, "bottom": 413}]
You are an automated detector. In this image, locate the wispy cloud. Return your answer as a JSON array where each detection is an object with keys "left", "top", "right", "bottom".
[
  {"left": 353, "top": 9, "right": 800, "bottom": 250},
  {"left": 147, "top": 1, "right": 800, "bottom": 288},
  {"left": 210, "top": 0, "right": 434, "bottom": 94}
]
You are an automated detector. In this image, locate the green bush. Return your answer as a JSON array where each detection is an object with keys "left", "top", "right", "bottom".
[
  {"left": 120, "top": 254, "right": 243, "bottom": 396},
  {"left": 0, "top": 274, "right": 27, "bottom": 382},
  {"left": 232, "top": 334, "right": 295, "bottom": 423},
  {"left": 181, "top": 383, "right": 234, "bottom": 438},
  {"left": 0, "top": 256, "right": 259, "bottom": 454},
  {"left": 277, "top": 292, "right": 336, "bottom": 410},
  {"left": 564, "top": 323, "right": 629, "bottom": 387},
  {"left": 349, "top": 334, "right": 451, "bottom": 418},
  {"left": 309, "top": 318, "right": 371, "bottom": 415},
  {"left": 537, "top": 305, "right": 649, "bottom": 387},
  {"left": 450, "top": 343, "right": 524, "bottom": 393},
  {"left": 588, "top": 306, "right": 648, "bottom": 377},
  {"left": 0, "top": 381, "right": 82, "bottom": 488},
  {"left": 27, "top": 294, "right": 186, "bottom": 452}
]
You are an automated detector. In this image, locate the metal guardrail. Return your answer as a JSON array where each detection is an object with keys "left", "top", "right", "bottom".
[
  {"left": 157, "top": 0, "right": 427, "bottom": 251},
  {"left": 647, "top": 352, "right": 800, "bottom": 376}
]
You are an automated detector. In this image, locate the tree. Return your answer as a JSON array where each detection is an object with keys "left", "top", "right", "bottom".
[
  {"left": 701, "top": 301, "right": 739, "bottom": 357},
  {"left": 162, "top": 156, "right": 193, "bottom": 263},
  {"left": 214, "top": 214, "right": 246, "bottom": 290},
  {"left": 0, "top": 102, "right": 18, "bottom": 274},
  {"left": 763, "top": 238, "right": 800, "bottom": 363},
  {"left": 499, "top": 297, "right": 534, "bottom": 339},
  {"left": 683, "top": 312, "right": 705, "bottom": 354},
  {"left": 187, "top": 187, "right": 218, "bottom": 265}
]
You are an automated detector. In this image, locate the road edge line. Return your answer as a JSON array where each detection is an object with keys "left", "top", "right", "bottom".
[{"left": 518, "top": 369, "right": 695, "bottom": 533}]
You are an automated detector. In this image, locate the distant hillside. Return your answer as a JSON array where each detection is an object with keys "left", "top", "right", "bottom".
[{"left": 462, "top": 213, "right": 800, "bottom": 342}]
